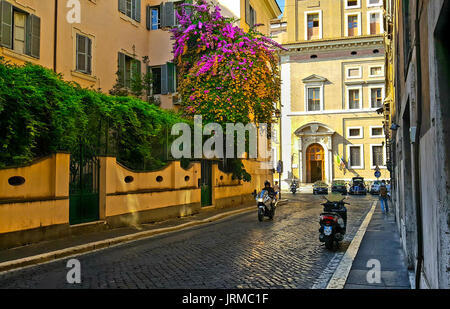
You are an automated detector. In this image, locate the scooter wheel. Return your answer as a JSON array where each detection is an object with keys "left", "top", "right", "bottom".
[
  {"left": 325, "top": 239, "right": 334, "bottom": 250},
  {"left": 258, "top": 209, "right": 264, "bottom": 222}
]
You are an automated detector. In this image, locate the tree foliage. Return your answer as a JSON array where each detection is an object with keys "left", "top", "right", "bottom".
[{"left": 171, "top": 0, "right": 283, "bottom": 125}]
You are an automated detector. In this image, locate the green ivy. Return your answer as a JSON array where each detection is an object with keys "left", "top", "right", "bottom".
[{"left": 0, "top": 59, "right": 188, "bottom": 170}]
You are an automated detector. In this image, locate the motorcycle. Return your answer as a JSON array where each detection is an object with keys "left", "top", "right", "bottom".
[
  {"left": 290, "top": 181, "right": 299, "bottom": 194},
  {"left": 253, "top": 190, "right": 276, "bottom": 222},
  {"left": 319, "top": 196, "right": 348, "bottom": 250}
]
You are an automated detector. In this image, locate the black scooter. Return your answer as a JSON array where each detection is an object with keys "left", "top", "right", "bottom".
[
  {"left": 319, "top": 196, "right": 348, "bottom": 250},
  {"left": 290, "top": 181, "right": 299, "bottom": 194}
]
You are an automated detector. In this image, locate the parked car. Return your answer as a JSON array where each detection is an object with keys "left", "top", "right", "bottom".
[
  {"left": 331, "top": 180, "right": 348, "bottom": 195},
  {"left": 370, "top": 180, "right": 382, "bottom": 195},
  {"left": 349, "top": 177, "right": 367, "bottom": 195},
  {"left": 313, "top": 181, "right": 329, "bottom": 195}
]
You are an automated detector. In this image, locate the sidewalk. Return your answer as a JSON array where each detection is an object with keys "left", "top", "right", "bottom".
[{"left": 344, "top": 202, "right": 411, "bottom": 289}]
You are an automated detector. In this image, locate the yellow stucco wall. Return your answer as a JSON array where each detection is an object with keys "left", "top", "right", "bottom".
[{"left": 0, "top": 153, "right": 70, "bottom": 234}]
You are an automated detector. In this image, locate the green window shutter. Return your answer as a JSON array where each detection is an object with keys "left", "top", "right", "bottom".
[
  {"left": 167, "top": 62, "right": 175, "bottom": 93},
  {"left": 0, "top": 0, "right": 13, "bottom": 49},
  {"left": 134, "top": 0, "right": 141, "bottom": 22},
  {"left": 132, "top": 58, "right": 141, "bottom": 78},
  {"left": 29, "top": 15, "right": 40, "bottom": 58},
  {"left": 118, "top": 0, "right": 126, "bottom": 14},
  {"left": 245, "top": 0, "right": 250, "bottom": 26},
  {"left": 160, "top": 2, "right": 165, "bottom": 28},
  {"left": 118, "top": 52, "right": 126, "bottom": 87},
  {"left": 146, "top": 5, "right": 151, "bottom": 30},
  {"left": 165, "top": 1, "right": 174, "bottom": 28},
  {"left": 161, "top": 64, "right": 168, "bottom": 95},
  {"left": 86, "top": 37, "right": 92, "bottom": 74}
]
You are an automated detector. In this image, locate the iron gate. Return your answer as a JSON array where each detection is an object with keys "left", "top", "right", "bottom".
[
  {"left": 69, "top": 144, "right": 100, "bottom": 225},
  {"left": 201, "top": 160, "right": 213, "bottom": 207}
]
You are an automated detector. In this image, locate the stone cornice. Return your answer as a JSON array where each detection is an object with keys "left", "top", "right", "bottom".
[{"left": 280, "top": 35, "right": 384, "bottom": 54}]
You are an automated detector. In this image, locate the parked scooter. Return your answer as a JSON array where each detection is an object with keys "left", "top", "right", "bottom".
[
  {"left": 319, "top": 195, "right": 348, "bottom": 250},
  {"left": 290, "top": 180, "right": 299, "bottom": 195},
  {"left": 253, "top": 190, "right": 276, "bottom": 222}
]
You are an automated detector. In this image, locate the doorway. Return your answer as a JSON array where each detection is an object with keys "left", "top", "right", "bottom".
[{"left": 306, "top": 144, "right": 325, "bottom": 183}]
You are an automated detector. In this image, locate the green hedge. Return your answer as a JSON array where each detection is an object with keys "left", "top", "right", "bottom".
[{"left": 0, "top": 59, "right": 187, "bottom": 170}]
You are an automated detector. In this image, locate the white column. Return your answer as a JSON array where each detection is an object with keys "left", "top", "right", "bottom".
[{"left": 280, "top": 57, "right": 292, "bottom": 191}]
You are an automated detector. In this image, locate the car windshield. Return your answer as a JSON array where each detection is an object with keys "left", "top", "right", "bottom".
[
  {"left": 333, "top": 180, "right": 346, "bottom": 185},
  {"left": 314, "top": 181, "right": 327, "bottom": 187}
]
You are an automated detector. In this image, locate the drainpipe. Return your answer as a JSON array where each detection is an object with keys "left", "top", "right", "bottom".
[
  {"left": 53, "top": 0, "right": 58, "bottom": 72},
  {"left": 413, "top": 0, "right": 424, "bottom": 289}
]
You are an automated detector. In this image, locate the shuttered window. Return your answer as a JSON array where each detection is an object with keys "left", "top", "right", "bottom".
[
  {"left": 76, "top": 34, "right": 92, "bottom": 74},
  {"left": 118, "top": 0, "right": 141, "bottom": 22},
  {"left": 0, "top": 1, "right": 40, "bottom": 58},
  {"left": 147, "top": 6, "right": 160, "bottom": 30},
  {"left": 117, "top": 52, "right": 141, "bottom": 89},
  {"left": 150, "top": 63, "right": 176, "bottom": 95}
]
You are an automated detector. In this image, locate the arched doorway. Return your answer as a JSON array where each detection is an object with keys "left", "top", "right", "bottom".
[{"left": 306, "top": 144, "right": 325, "bottom": 183}]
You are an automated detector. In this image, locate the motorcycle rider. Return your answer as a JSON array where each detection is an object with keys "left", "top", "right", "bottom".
[{"left": 262, "top": 180, "right": 276, "bottom": 198}]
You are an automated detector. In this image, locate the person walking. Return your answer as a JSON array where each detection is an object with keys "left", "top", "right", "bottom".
[{"left": 379, "top": 180, "right": 389, "bottom": 213}]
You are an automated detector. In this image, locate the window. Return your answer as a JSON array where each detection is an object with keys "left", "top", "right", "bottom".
[
  {"left": 150, "top": 62, "right": 176, "bottom": 95},
  {"left": 367, "top": 0, "right": 383, "bottom": 7},
  {"left": 370, "top": 126, "right": 384, "bottom": 138},
  {"left": 119, "top": 0, "right": 141, "bottom": 22},
  {"left": 369, "top": 65, "right": 384, "bottom": 77},
  {"left": 307, "top": 87, "right": 321, "bottom": 111},
  {"left": 370, "top": 87, "right": 383, "bottom": 108},
  {"left": 249, "top": 5, "right": 256, "bottom": 28},
  {"left": 347, "top": 127, "right": 363, "bottom": 138},
  {"left": 76, "top": 34, "right": 92, "bottom": 74},
  {"left": 347, "top": 14, "right": 360, "bottom": 36},
  {"left": 371, "top": 145, "right": 385, "bottom": 168},
  {"left": 245, "top": 0, "right": 257, "bottom": 28},
  {"left": 368, "top": 11, "right": 383, "bottom": 35},
  {"left": 0, "top": 2, "right": 40, "bottom": 58},
  {"left": 347, "top": 67, "right": 362, "bottom": 79},
  {"left": 148, "top": 6, "right": 160, "bottom": 30},
  {"left": 345, "top": 0, "right": 360, "bottom": 9},
  {"left": 347, "top": 87, "right": 362, "bottom": 110},
  {"left": 118, "top": 52, "right": 141, "bottom": 89},
  {"left": 348, "top": 145, "right": 364, "bottom": 169},
  {"left": 307, "top": 13, "right": 320, "bottom": 40}
]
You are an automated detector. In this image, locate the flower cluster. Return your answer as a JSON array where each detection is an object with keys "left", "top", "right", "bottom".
[{"left": 171, "top": 0, "right": 284, "bottom": 124}]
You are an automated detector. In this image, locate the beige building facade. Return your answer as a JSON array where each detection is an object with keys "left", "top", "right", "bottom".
[
  {"left": 276, "top": 0, "right": 389, "bottom": 188},
  {"left": 0, "top": 0, "right": 280, "bottom": 110}
]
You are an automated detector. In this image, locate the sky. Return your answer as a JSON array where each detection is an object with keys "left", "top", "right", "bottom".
[{"left": 276, "top": 0, "right": 285, "bottom": 14}]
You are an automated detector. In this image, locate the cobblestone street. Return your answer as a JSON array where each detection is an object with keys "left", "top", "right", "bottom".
[{"left": 0, "top": 195, "right": 377, "bottom": 289}]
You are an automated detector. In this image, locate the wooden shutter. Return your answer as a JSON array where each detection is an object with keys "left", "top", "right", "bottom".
[
  {"left": 167, "top": 62, "right": 175, "bottom": 93},
  {"left": 0, "top": 0, "right": 13, "bottom": 49},
  {"left": 26, "top": 14, "right": 40, "bottom": 58},
  {"left": 86, "top": 37, "right": 92, "bottom": 74},
  {"left": 165, "top": 1, "right": 174, "bottom": 28},
  {"left": 118, "top": 0, "right": 126, "bottom": 14},
  {"left": 118, "top": 52, "right": 126, "bottom": 87},
  {"left": 245, "top": 0, "right": 250, "bottom": 25},
  {"left": 146, "top": 5, "right": 151, "bottom": 30},
  {"left": 133, "top": 0, "right": 141, "bottom": 22},
  {"left": 161, "top": 64, "right": 168, "bottom": 95},
  {"left": 160, "top": 2, "right": 165, "bottom": 28}
]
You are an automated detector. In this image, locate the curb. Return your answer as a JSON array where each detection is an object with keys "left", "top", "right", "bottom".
[
  {"left": 0, "top": 199, "right": 289, "bottom": 274},
  {"left": 325, "top": 201, "right": 378, "bottom": 289}
]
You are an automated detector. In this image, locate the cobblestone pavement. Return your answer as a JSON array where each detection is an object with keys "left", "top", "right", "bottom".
[{"left": 0, "top": 194, "right": 376, "bottom": 289}]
